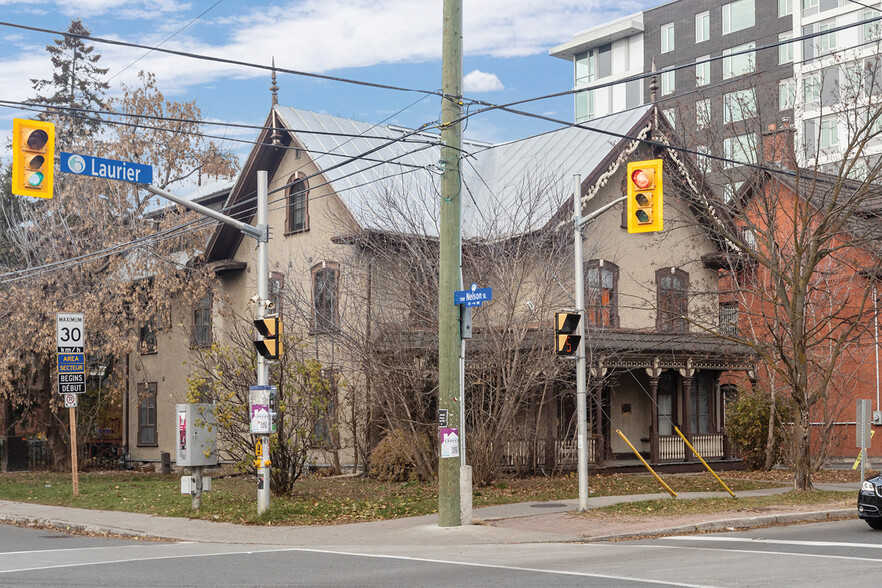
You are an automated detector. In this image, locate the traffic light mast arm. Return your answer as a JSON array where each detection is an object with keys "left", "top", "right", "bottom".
[
  {"left": 142, "top": 184, "right": 265, "bottom": 242},
  {"left": 576, "top": 195, "right": 626, "bottom": 230}
]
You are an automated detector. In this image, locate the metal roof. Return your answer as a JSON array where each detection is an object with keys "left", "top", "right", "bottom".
[{"left": 275, "top": 105, "right": 652, "bottom": 239}]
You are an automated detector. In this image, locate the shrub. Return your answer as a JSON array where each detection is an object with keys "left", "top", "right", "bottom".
[
  {"left": 726, "top": 386, "right": 789, "bottom": 470},
  {"left": 369, "top": 430, "right": 435, "bottom": 482}
]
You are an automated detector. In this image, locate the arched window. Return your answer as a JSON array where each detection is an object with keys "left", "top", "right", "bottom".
[
  {"left": 312, "top": 262, "right": 339, "bottom": 332},
  {"left": 656, "top": 267, "right": 689, "bottom": 332},
  {"left": 585, "top": 259, "right": 619, "bottom": 328},
  {"left": 286, "top": 172, "right": 309, "bottom": 234}
]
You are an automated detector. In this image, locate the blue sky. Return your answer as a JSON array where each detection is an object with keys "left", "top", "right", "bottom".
[{"left": 0, "top": 0, "right": 653, "bottom": 166}]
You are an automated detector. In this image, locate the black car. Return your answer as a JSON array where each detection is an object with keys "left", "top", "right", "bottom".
[{"left": 858, "top": 475, "right": 882, "bottom": 529}]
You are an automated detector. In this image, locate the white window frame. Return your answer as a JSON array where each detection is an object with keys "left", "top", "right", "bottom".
[
  {"left": 779, "top": 0, "right": 793, "bottom": 17},
  {"left": 696, "top": 145, "right": 712, "bottom": 171},
  {"left": 803, "top": 72, "right": 821, "bottom": 105},
  {"left": 696, "top": 56, "right": 710, "bottom": 86},
  {"left": 663, "top": 108, "right": 677, "bottom": 129},
  {"left": 803, "top": 0, "right": 818, "bottom": 9},
  {"left": 695, "top": 11, "right": 710, "bottom": 43},
  {"left": 779, "top": 78, "right": 795, "bottom": 110},
  {"left": 722, "top": 0, "right": 755, "bottom": 35},
  {"left": 661, "top": 23, "right": 675, "bottom": 53},
  {"left": 722, "top": 42, "right": 756, "bottom": 79},
  {"left": 723, "top": 88, "right": 756, "bottom": 123},
  {"left": 696, "top": 99, "right": 712, "bottom": 128},
  {"left": 778, "top": 32, "right": 793, "bottom": 64},
  {"left": 661, "top": 70, "right": 676, "bottom": 95},
  {"left": 723, "top": 133, "right": 757, "bottom": 167},
  {"left": 819, "top": 20, "right": 836, "bottom": 54},
  {"left": 864, "top": 9, "right": 881, "bottom": 41},
  {"left": 820, "top": 117, "right": 839, "bottom": 149}
]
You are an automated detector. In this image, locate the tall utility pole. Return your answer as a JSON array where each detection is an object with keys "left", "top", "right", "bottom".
[{"left": 438, "top": 0, "right": 463, "bottom": 527}]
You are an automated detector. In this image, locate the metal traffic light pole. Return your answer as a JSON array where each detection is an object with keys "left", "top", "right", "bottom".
[
  {"left": 572, "top": 174, "right": 626, "bottom": 512},
  {"left": 143, "top": 171, "right": 271, "bottom": 514}
]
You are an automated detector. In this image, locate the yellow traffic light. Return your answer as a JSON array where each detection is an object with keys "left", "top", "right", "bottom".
[
  {"left": 12, "top": 119, "right": 55, "bottom": 199},
  {"left": 626, "top": 159, "right": 663, "bottom": 233},
  {"left": 555, "top": 311, "right": 581, "bottom": 357},
  {"left": 253, "top": 316, "right": 283, "bottom": 360}
]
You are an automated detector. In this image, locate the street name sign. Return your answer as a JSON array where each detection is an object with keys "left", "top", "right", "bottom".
[
  {"left": 454, "top": 283, "right": 492, "bottom": 307},
  {"left": 60, "top": 152, "right": 153, "bottom": 185},
  {"left": 56, "top": 313, "right": 85, "bottom": 394}
]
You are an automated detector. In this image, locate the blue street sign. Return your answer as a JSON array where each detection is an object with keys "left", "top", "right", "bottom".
[
  {"left": 60, "top": 152, "right": 153, "bottom": 185},
  {"left": 454, "top": 284, "right": 492, "bottom": 307},
  {"left": 58, "top": 353, "right": 85, "bottom": 373}
]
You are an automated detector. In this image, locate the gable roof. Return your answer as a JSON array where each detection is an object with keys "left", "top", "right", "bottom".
[{"left": 206, "top": 105, "right": 657, "bottom": 262}]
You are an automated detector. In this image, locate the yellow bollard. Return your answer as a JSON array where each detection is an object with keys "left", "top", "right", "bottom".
[
  {"left": 674, "top": 427, "right": 735, "bottom": 498},
  {"left": 615, "top": 429, "right": 677, "bottom": 498}
]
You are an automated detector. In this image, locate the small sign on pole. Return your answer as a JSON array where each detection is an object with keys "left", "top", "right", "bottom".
[{"left": 64, "top": 393, "right": 77, "bottom": 408}]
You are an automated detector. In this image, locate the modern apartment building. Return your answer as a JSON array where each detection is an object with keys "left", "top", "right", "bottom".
[
  {"left": 551, "top": 1, "right": 794, "bottom": 196},
  {"left": 793, "top": 0, "right": 882, "bottom": 172},
  {"left": 549, "top": 13, "right": 645, "bottom": 123}
]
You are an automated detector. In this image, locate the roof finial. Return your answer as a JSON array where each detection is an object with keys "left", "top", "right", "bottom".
[
  {"left": 649, "top": 58, "right": 658, "bottom": 103},
  {"left": 270, "top": 57, "right": 279, "bottom": 106},
  {"left": 270, "top": 57, "right": 282, "bottom": 146}
]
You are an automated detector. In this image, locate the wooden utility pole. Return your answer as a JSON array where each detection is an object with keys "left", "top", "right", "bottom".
[{"left": 438, "top": 0, "right": 463, "bottom": 527}]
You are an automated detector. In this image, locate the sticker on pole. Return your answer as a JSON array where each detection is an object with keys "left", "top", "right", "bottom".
[
  {"left": 439, "top": 427, "right": 459, "bottom": 458},
  {"left": 64, "top": 393, "right": 77, "bottom": 408}
]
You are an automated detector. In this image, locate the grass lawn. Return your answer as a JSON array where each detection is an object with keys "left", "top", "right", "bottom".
[
  {"left": 588, "top": 490, "right": 854, "bottom": 518},
  {"left": 0, "top": 469, "right": 805, "bottom": 526}
]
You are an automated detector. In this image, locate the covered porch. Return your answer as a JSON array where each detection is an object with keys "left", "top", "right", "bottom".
[{"left": 503, "top": 331, "right": 754, "bottom": 472}]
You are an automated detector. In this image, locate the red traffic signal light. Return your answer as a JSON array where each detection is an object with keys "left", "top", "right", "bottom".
[
  {"left": 254, "top": 316, "right": 283, "bottom": 360},
  {"left": 12, "top": 119, "right": 55, "bottom": 198},
  {"left": 626, "top": 159, "right": 663, "bottom": 233},
  {"left": 555, "top": 311, "right": 581, "bottom": 357}
]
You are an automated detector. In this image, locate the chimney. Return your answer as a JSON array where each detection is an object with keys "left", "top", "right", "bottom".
[{"left": 762, "top": 120, "right": 796, "bottom": 170}]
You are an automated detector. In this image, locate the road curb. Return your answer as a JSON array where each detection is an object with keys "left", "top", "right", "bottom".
[
  {"left": 583, "top": 508, "right": 857, "bottom": 542},
  {"left": 0, "top": 512, "right": 166, "bottom": 542}
]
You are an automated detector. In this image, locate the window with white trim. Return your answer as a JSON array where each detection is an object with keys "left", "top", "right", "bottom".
[
  {"left": 723, "top": 88, "right": 756, "bottom": 123},
  {"left": 778, "top": 32, "right": 793, "bottom": 64},
  {"left": 722, "top": 0, "right": 755, "bottom": 35},
  {"left": 779, "top": 0, "right": 793, "bottom": 16},
  {"left": 722, "top": 43, "right": 755, "bottom": 79},
  {"left": 696, "top": 57, "right": 710, "bottom": 87},
  {"left": 779, "top": 78, "right": 795, "bottom": 110},
  {"left": 818, "top": 20, "right": 836, "bottom": 54},
  {"left": 723, "top": 133, "right": 757, "bottom": 166},
  {"left": 820, "top": 117, "right": 838, "bottom": 150},
  {"left": 661, "top": 70, "right": 675, "bottom": 95},
  {"left": 696, "top": 99, "right": 712, "bottom": 128},
  {"left": 661, "top": 23, "right": 675, "bottom": 53},
  {"left": 695, "top": 11, "right": 710, "bottom": 43}
]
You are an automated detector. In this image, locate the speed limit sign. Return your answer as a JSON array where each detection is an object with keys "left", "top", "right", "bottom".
[{"left": 64, "top": 393, "right": 77, "bottom": 408}]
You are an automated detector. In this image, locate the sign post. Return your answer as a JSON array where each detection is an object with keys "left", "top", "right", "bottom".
[
  {"left": 57, "top": 312, "right": 84, "bottom": 497},
  {"left": 858, "top": 399, "right": 872, "bottom": 484}
]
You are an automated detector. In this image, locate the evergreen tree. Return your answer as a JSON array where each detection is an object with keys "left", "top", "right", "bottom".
[{"left": 30, "top": 19, "right": 109, "bottom": 151}]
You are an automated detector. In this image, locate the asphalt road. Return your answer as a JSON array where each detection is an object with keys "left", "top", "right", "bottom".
[{"left": 0, "top": 519, "right": 880, "bottom": 587}]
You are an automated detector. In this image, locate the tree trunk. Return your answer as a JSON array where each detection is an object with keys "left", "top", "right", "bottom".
[
  {"left": 793, "top": 407, "right": 813, "bottom": 490},
  {"left": 764, "top": 380, "right": 777, "bottom": 471}
]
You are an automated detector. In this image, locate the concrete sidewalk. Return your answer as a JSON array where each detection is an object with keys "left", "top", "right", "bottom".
[{"left": 0, "top": 483, "right": 858, "bottom": 547}]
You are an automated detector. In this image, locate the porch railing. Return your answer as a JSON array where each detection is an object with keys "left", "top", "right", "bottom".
[
  {"left": 659, "top": 435, "right": 685, "bottom": 461},
  {"left": 501, "top": 437, "right": 596, "bottom": 470},
  {"left": 660, "top": 433, "right": 724, "bottom": 461}
]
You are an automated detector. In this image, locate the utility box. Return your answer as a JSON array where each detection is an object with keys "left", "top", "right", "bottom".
[
  {"left": 181, "top": 475, "right": 212, "bottom": 494},
  {"left": 176, "top": 403, "right": 218, "bottom": 467}
]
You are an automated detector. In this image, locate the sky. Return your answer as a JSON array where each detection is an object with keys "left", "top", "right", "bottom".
[{"left": 0, "top": 0, "right": 653, "bottom": 173}]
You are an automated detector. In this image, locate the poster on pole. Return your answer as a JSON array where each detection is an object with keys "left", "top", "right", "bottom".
[{"left": 439, "top": 427, "right": 460, "bottom": 459}]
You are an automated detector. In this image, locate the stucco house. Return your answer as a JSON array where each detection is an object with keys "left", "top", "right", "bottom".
[{"left": 123, "top": 100, "right": 753, "bottom": 472}]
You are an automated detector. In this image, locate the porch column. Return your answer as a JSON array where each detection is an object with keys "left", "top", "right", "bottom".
[
  {"left": 646, "top": 358, "right": 662, "bottom": 465},
  {"left": 589, "top": 363, "right": 607, "bottom": 468},
  {"left": 679, "top": 359, "right": 696, "bottom": 463}
]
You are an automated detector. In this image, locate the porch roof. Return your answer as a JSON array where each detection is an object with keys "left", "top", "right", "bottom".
[{"left": 585, "top": 329, "right": 754, "bottom": 371}]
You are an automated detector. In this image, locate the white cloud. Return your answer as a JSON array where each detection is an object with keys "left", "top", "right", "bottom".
[
  {"left": 92, "top": 0, "right": 639, "bottom": 91},
  {"left": 463, "top": 70, "right": 503, "bottom": 93}
]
